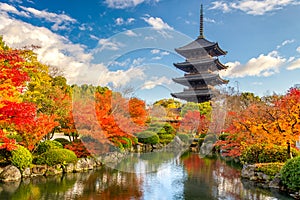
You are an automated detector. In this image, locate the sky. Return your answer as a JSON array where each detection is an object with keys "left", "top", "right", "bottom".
[{"left": 1, "top": 0, "right": 300, "bottom": 104}]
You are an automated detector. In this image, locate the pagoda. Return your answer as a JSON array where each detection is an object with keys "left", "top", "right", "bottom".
[{"left": 171, "top": 4, "right": 228, "bottom": 103}]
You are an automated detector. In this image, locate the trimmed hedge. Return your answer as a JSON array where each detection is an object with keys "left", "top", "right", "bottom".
[
  {"left": 240, "top": 144, "right": 299, "bottom": 164},
  {"left": 33, "top": 149, "right": 78, "bottom": 166},
  {"left": 280, "top": 156, "right": 300, "bottom": 191},
  {"left": 36, "top": 140, "right": 63, "bottom": 154},
  {"left": 136, "top": 131, "right": 159, "bottom": 145},
  {"left": 11, "top": 145, "right": 33, "bottom": 170}
]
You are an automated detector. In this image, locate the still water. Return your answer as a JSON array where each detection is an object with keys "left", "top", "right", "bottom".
[{"left": 0, "top": 152, "right": 293, "bottom": 200}]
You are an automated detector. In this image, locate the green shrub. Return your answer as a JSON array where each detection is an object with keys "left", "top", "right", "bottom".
[
  {"left": 136, "top": 131, "right": 159, "bottom": 145},
  {"left": 280, "top": 156, "right": 300, "bottom": 191},
  {"left": 34, "top": 149, "right": 77, "bottom": 166},
  {"left": 36, "top": 140, "right": 63, "bottom": 154},
  {"left": 240, "top": 144, "right": 299, "bottom": 164},
  {"left": 159, "top": 134, "right": 175, "bottom": 144},
  {"left": 256, "top": 163, "right": 284, "bottom": 179},
  {"left": 11, "top": 145, "right": 32, "bottom": 170},
  {"left": 54, "top": 138, "right": 70, "bottom": 147},
  {"left": 147, "top": 122, "right": 176, "bottom": 135},
  {"left": 177, "top": 133, "right": 190, "bottom": 143}
]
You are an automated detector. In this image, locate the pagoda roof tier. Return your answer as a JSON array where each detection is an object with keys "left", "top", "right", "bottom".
[
  {"left": 173, "top": 58, "right": 227, "bottom": 73},
  {"left": 175, "top": 37, "right": 227, "bottom": 59},
  {"left": 171, "top": 90, "right": 212, "bottom": 103},
  {"left": 172, "top": 73, "right": 228, "bottom": 87}
]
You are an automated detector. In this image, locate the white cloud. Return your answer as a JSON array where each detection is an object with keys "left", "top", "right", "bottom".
[
  {"left": 97, "top": 38, "right": 124, "bottom": 52},
  {"left": 115, "top": 17, "right": 135, "bottom": 25},
  {"left": 141, "top": 76, "right": 172, "bottom": 90},
  {"left": 210, "top": 0, "right": 300, "bottom": 15},
  {"left": 151, "top": 49, "right": 160, "bottom": 54},
  {"left": 105, "top": 0, "right": 160, "bottom": 9},
  {"left": 220, "top": 51, "right": 286, "bottom": 78},
  {"left": 210, "top": 1, "right": 231, "bottom": 13},
  {"left": 142, "top": 16, "right": 173, "bottom": 30},
  {"left": 204, "top": 17, "right": 216, "bottom": 23},
  {"left": 115, "top": 17, "right": 124, "bottom": 25},
  {"left": 19, "top": 6, "right": 76, "bottom": 30},
  {"left": 161, "top": 51, "right": 169, "bottom": 56},
  {"left": 79, "top": 23, "right": 93, "bottom": 31},
  {"left": 132, "top": 57, "right": 145, "bottom": 66},
  {"left": 0, "top": 2, "right": 29, "bottom": 17},
  {"left": 0, "top": 12, "right": 144, "bottom": 87},
  {"left": 124, "top": 30, "right": 138, "bottom": 37},
  {"left": 150, "top": 49, "right": 169, "bottom": 60},
  {"left": 277, "top": 39, "right": 295, "bottom": 49},
  {"left": 287, "top": 59, "right": 300, "bottom": 70},
  {"left": 98, "top": 67, "right": 145, "bottom": 87}
]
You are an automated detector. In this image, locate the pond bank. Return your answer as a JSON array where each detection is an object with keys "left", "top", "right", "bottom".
[
  {"left": 241, "top": 163, "right": 300, "bottom": 199},
  {"left": 0, "top": 151, "right": 128, "bottom": 182}
]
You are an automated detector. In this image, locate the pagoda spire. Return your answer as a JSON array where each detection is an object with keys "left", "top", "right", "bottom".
[{"left": 199, "top": 4, "right": 204, "bottom": 39}]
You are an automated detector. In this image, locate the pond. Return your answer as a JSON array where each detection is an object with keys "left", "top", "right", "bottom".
[{"left": 0, "top": 151, "right": 293, "bottom": 200}]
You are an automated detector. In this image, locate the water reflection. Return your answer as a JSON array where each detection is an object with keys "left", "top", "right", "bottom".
[{"left": 0, "top": 152, "right": 293, "bottom": 200}]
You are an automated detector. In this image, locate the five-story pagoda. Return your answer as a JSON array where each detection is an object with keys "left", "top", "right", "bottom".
[{"left": 171, "top": 4, "right": 228, "bottom": 103}]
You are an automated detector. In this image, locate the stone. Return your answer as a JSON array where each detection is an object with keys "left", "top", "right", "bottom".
[
  {"left": 86, "top": 158, "right": 96, "bottom": 169},
  {"left": 241, "top": 164, "right": 255, "bottom": 178},
  {"left": 269, "top": 173, "right": 281, "bottom": 189},
  {"left": 63, "top": 163, "right": 75, "bottom": 173},
  {"left": 200, "top": 142, "right": 214, "bottom": 157},
  {"left": 45, "top": 164, "right": 63, "bottom": 176},
  {"left": 0, "top": 165, "right": 21, "bottom": 182},
  {"left": 31, "top": 165, "right": 47, "bottom": 177},
  {"left": 75, "top": 158, "right": 89, "bottom": 172},
  {"left": 22, "top": 167, "right": 31, "bottom": 178}
]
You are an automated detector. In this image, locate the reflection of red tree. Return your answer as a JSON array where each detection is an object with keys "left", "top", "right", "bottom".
[
  {"left": 78, "top": 169, "right": 143, "bottom": 200},
  {"left": 182, "top": 153, "right": 206, "bottom": 176}
]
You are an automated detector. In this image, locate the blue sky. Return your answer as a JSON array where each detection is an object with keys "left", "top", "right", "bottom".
[{"left": 1, "top": 0, "right": 300, "bottom": 103}]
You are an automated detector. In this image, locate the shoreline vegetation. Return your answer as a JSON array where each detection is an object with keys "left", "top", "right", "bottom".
[{"left": 0, "top": 37, "right": 300, "bottom": 198}]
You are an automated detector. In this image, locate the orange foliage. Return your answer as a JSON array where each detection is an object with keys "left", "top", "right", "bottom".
[
  {"left": 217, "top": 88, "right": 300, "bottom": 157},
  {"left": 71, "top": 90, "right": 148, "bottom": 151}
]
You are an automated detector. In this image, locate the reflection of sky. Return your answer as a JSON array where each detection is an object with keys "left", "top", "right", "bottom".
[{"left": 139, "top": 159, "right": 187, "bottom": 200}]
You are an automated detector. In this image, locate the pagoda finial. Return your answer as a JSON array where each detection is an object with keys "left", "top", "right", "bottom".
[{"left": 199, "top": 4, "right": 204, "bottom": 39}]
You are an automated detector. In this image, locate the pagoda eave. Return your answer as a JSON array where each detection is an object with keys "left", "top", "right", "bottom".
[
  {"left": 175, "top": 40, "right": 227, "bottom": 58},
  {"left": 172, "top": 74, "right": 228, "bottom": 86},
  {"left": 171, "top": 92, "right": 212, "bottom": 103},
  {"left": 173, "top": 58, "right": 228, "bottom": 72}
]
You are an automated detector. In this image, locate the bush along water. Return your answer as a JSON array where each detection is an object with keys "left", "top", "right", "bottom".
[
  {"left": 33, "top": 149, "right": 78, "bottom": 166},
  {"left": 36, "top": 140, "right": 63, "bottom": 155},
  {"left": 11, "top": 145, "right": 33, "bottom": 171},
  {"left": 240, "top": 144, "right": 299, "bottom": 164},
  {"left": 280, "top": 156, "right": 300, "bottom": 192}
]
